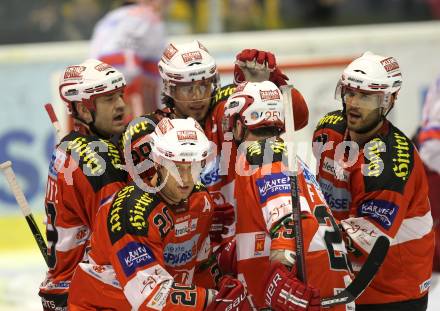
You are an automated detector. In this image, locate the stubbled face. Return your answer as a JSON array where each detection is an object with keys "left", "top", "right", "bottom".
[
  {"left": 171, "top": 79, "right": 213, "bottom": 122},
  {"left": 159, "top": 162, "right": 195, "bottom": 203},
  {"left": 93, "top": 90, "right": 126, "bottom": 136},
  {"left": 344, "top": 89, "right": 383, "bottom": 134}
]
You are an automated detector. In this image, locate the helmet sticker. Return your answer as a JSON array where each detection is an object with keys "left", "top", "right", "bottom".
[
  {"left": 64, "top": 66, "right": 86, "bottom": 80},
  {"left": 94, "top": 62, "right": 113, "bottom": 72},
  {"left": 177, "top": 130, "right": 197, "bottom": 141},
  {"left": 260, "top": 89, "right": 280, "bottom": 101},
  {"left": 157, "top": 118, "right": 175, "bottom": 134},
  {"left": 181, "top": 51, "right": 203, "bottom": 63},
  {"left": 163, "top": 43, "right": 178, "bottom": 61},
  {"left": 380, "top": 57, "right": 400, "bottom": 72}
]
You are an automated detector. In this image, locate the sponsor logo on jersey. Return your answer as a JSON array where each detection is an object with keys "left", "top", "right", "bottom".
[
  {"left": 200, "top": 156, "right": 221, "bottom": 186},
  {"left": 254, "top": 233, "right": 266, "bottom": 255},
  {"left": 322, "top": 157, "right": 349, "bottom": 182},
  {"left": 359, "top": 200, "right": 399, "bottom": 230},
  {"left": 256, "top": 173, "right": 291, "bottom": 204},
  {"left": 147, "top": 278, "right": 172, "bottom": 310},
  {"left": 392, "top": 132, "right": 411, "bottom": 181},
  {"left": 109, "top": 185, "right": 136, "bottom": 239},
  {"left": 175, "top": 221, "right": 190, "bottom": 237},
  {"left": 52, "top": 149, "right": 67, "bottom": 177},
  {"left": 163, "top": 234, "right": 199, "bottom": 267},
  {"left": 319, "top": 178, "right": 351, "bottom": 211},
  {"left": 317, "top": 114, "right": 344, "bottom": 127},
  {"left": 363, "top": 138, "right": 386, "bottom": 177},
  {"left": 419, "top": 278, "right": 431, "bottom": 294},
  {"left": 190, "top": 218, "right": 198, "bottom": 231},
  {"left": 117, "top": 242, "right": 155, "bottom": 277},
  {"left": 128, "top": 192, "right": 153, "bottom": 234}
]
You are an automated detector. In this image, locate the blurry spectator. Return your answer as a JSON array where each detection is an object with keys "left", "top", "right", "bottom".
[
  {"left": 224, "top": 0, "right": 264, "bottom": 31},
  {"left": 90, "top": 0, "right": 167, "bottom": 119},
  {"left": 417, "top": 75, "right": 440, "bottom": 272}
]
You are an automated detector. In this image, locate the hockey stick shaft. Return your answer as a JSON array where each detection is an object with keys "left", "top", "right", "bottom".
[
  {"left": 0, "top": 161, "right": 49, "bottom": 266},
  {"left": 45, "top": 103, "right": 62, "bottom": 143},
  {"left": 280, "top": 84, "right": 307, "bottom": 283},
  {"left": 320, "top": 235, "right": 390, "bottom": 307}
]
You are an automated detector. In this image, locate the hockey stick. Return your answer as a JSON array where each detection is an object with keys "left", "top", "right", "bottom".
[
  {"left": 321, "top": 235, "right": 390, "bottom": 307},
  {"left": 0, "top": 161, "right": 49, "bottom": 266},
  {"left": 44, "top": 103, "right": 63, "bottom": 143},
  {"left": 280, "top": 84, "right": 307, "bottom": 283}
]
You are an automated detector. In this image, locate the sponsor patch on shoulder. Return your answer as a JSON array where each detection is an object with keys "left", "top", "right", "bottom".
[
  {"left": 256, "top": 172, "right": 291, "bottom": 204},
  {"left": 117, "top": 242, "right": 155, "bottom": 277},
  {"left": 358, "top": 200, "right": 399, "bottom": 230}
]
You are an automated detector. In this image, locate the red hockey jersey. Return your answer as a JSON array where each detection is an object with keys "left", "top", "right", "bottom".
[
  {"left": 234, "top": 138, "right": 353, "bottom": 310},
  {"left": 313, "top": 110, "right": 434, "bottom": 305},
  {"left": 68, "top": 182, "right": 218, "bottom": 311},
  {"left": 40, "top": 131, "right": 127, "bottom": 298}
]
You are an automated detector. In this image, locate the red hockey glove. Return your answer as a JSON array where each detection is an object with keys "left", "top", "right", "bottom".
[
  {"left": 206, "top": 275, "right": 252, "bottom": 311},
  {"left": 234, "top": 49, "right": 289, "bottom": 87},
  {"left": 215, "top": 239, "right": 237, "bottom": 275},
  {"left": 265, "top": 262, "right": 321, "bottom": 311},
  {"left": 209, "top": 203, "right": 235, "bottom": 244}
]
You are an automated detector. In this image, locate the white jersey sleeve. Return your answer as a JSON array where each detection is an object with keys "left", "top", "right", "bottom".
[
  {"left": 89, "top": 4, "right": 166, "bottom": 82},
  {"left": 419, "top": 76, "right": 440, "bottom": 174}
]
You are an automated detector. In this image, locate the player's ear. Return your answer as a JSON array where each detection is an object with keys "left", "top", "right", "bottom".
[
  {"left": 233, "top": 118, "right": 245, "bottom": 141},
  {"left": 75, "top": 102, "right": 93, "bottom": 123}
]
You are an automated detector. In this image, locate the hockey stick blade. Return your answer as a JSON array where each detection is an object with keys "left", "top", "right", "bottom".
[{"left": 321, "top": 235, "right": 390, "bottom": 307}]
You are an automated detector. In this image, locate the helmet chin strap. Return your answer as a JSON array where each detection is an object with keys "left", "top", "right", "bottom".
[{"left": 87, "top": 111, "right": 111, "bottom": 139}]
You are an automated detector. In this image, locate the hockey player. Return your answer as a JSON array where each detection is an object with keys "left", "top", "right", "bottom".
[
  {"left": 417, "top": 75, "right": 440, "bottom": 272},
  {"left": 68, "top": 118, "right": 251, "bottom": 311},
  {"left": 221, "top": 81, "right": 353, "bottom": 310},
  {"left": 313, "top": 52, "right": 434, "bottom": 310},
  {"left": 123, "top": 41, "right": 308, "bottom": 246},
  {"left": 39, "top": 59, "right": 129, "bottom": 310},
  {"left": 90, "top": 0, "right": 167, "bottom": 117}
]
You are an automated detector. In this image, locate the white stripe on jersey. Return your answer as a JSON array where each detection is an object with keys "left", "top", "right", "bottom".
[{"left": 55, "top": 225, "right": 90, "bottom": 252}]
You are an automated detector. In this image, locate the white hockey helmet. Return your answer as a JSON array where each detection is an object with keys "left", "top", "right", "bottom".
[
  {"left": 59, "top": 59, "right": 126, "bottom": 114},
  {"left": 223, "top": 81, "right": 285, "bottom": 133},
  {"left": 158, "top": 40, "right": 219, "bottom": 98},
  {"left": 335, "top": 51, "right": 402, "bottom": 109},
  {"left": 150, "top": 117, "right": 210, "bottom": 164}
]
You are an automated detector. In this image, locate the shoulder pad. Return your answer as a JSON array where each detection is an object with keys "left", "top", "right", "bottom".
[
  {"left": 192, "top": 182, "right": 208, "bottom": 193},
  {"left": 120, "top": 114, "right": 157, "bottom": 151},
  {"left": 107, "top": 184, "right": 162, "bottom": 244},
  {"left": 214, "top": 84, "right": 236, "bottom": 103},
  {"left": 315, "top": 110, "right": 346, "bottom": 134},
  {"left": 62, "top": 132, "right": 127, "bottom": 192},
  {"left": 363, "top": 126, "right": 414, "bottom": 194},
  {"left": 246, "top": 138, "right": 287, "bottom": 166}
]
